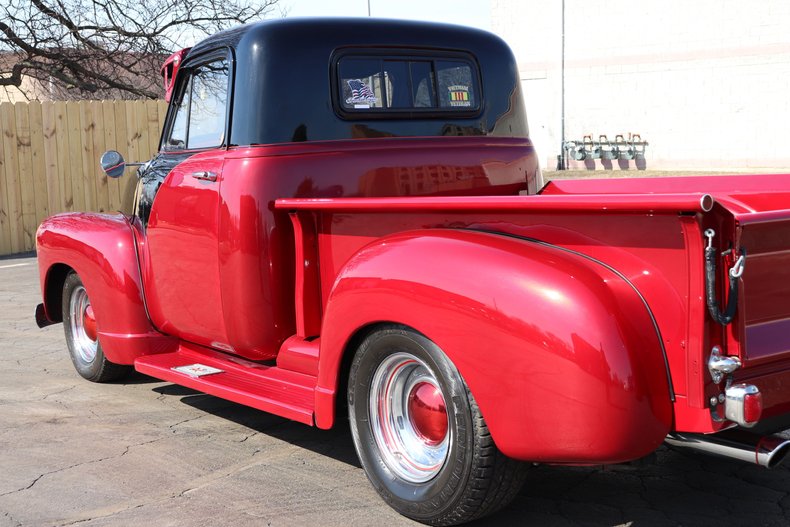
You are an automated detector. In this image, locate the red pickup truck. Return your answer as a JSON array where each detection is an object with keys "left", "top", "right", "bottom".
[{"left": 35, "top": 18, "right": 790, "bottom": 526}]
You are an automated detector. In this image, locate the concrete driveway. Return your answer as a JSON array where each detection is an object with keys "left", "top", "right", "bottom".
[{"left": 2, "top": 256, "right": 790, "bottom": 527}]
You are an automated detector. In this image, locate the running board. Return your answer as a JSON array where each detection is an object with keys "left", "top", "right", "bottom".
[{"left": 134, "top": 343, "right": 316, "bottom": 425}]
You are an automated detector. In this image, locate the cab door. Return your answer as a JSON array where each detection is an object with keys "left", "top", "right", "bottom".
[{"left": 142, "top": 51, "right": 235, "bottom": 351}]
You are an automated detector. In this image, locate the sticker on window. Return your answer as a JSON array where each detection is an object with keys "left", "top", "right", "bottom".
[
  {"left": 336, "top": 54, "right": 479, "bottom": 114},
  {"left": 447, "top": 85, "right": 471, "bottom": 107},
  {"left": 345, "top": 79, "right": 379, "bottom": 108}
]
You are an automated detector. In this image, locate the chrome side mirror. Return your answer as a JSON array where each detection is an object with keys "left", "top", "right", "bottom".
[
  {"left": 100, "top": 150, "right": 126, "bottom": 178},
  {"left": 100, "top": 150, "right": 146, "bottom": 178}
]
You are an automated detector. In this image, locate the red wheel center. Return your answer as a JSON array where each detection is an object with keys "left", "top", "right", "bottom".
[
  {"left": 408, "top": 382, "right": 448, "bottom": 445},
  {"left": 83, "top": 305, "right": 97, "bottom": 341}
]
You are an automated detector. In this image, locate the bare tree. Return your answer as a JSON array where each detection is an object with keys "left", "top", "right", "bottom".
[{"left": 0, "top": 0, "right": 281, "bottom": 100}]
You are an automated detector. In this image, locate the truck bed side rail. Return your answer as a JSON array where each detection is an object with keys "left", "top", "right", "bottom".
[{"left": 276, "top": 193, "right": 714, "bottom": 214}]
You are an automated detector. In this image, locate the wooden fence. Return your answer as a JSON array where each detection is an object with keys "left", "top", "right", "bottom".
[{"left": 0, "top": 99, "right": 167, "bottom": 257}]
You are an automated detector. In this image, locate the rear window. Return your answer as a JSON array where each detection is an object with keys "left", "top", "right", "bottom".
[{"left": 336, "top": 52, "right": 480, "bottom": 116}]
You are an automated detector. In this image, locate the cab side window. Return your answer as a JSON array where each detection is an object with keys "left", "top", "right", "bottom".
[
  {"left": 164, "top": 57, "right": 230, "bottom": 150},
  {"left": 167, "top": 87, "right": 188, "bottom": 149}
]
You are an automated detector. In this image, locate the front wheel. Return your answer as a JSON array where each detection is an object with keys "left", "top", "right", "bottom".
[
  {"left": 62, "top": 272, "right": 130, "bottom": 382},
  {"left": 348, "top": 325, "right": 527, "bottom": 525}
]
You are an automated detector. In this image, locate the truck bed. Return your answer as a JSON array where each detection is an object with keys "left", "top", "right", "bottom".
[{"left": 276, "top": 173, "right": 790, "bottom": 435}]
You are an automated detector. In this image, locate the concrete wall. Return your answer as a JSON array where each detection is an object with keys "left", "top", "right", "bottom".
[
  {"left": 491, "top": 0, "right": 790, "bottom": 171},
  {"left": 1, "top": 77, "right": 46, "bottom": 103}
]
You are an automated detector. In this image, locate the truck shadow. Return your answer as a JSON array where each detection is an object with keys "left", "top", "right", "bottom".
[
  {"left": 155, "top": 384, "right": 790, "bottom": 526},
  {"left": 154, "top": 383, "right": 362, "bottom": 468},
  {"left": 478, "top": 448, "right": 790, "bottom": 526},
  {"left": 119, "top": 370, "right": 168, "bottom": 385}
]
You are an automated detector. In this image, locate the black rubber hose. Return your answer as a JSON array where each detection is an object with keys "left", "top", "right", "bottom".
[{"left": 705, "top": 245, "right": 742, "bottom": 325}]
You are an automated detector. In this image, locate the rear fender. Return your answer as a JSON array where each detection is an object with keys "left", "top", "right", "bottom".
[
  {"left": 36, "top": 212, "right": 176, "bottom": 363},
  {"left": 317, "top": 229, "right": 673, "bottom": 464}
]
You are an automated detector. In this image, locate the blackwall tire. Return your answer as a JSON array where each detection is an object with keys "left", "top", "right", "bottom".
[
  {"left": 62, "top": 272, "right": 130, "bottom": 383},
  {"left": 348, "top": 325, "right": 527, "bottom": 525}
]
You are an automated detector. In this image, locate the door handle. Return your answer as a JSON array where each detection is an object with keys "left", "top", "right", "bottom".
[{"left": 191, "top": 171, "right": 218, "bottom": 182}]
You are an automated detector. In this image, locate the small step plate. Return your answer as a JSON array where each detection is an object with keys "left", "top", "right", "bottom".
[
  {"left": 135, "top": 345, "right": 316, "bottom": 425},
  {"left": 172, "top": 363, "right": 224, "bottom": 377}
]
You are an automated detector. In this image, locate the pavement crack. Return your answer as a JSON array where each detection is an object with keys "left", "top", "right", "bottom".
[
  {"left": 42, "top": 385, "right": 76, "bottom": 400},
  {"left": 52, "top": 455, "right": 273, "bottom": 526},
  {"left": 0, "top": 471, "right": 55, "bottom": 497},
  {"left": 168, "top": 414, "right": 205, "bottom": 432},
  {"left": 238, "top": 432, "right": 259, "bottom": 443},
  {"left": 56, "top": 504, "right": 145, "bottom": 526},
  {"left": 58, "top": 456, "right": 276, "bottom": 526},
  {"left": 174, "top": 487, "right": 196, "bottom": 499},
  {"left": 0, "top": 438, "right": 165, "bottom": 498},
  {"left": 120, "top": 437, "right": 164, "bottom": 456}
]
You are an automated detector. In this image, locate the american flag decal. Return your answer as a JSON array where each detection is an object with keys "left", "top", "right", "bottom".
[{"left": 345, "top": 79, "right": 378, "bottom": 105}]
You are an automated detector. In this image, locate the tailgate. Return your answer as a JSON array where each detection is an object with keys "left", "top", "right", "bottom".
[
  {"left": 738, "top": 212, "right": 790, "bottom": 364},
  {"left": 705, "top": 182, "right": 790, "bottom": 428}
]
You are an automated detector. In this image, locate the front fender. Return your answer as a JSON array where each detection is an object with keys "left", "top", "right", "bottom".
[
  {"left": 317, "top": 229, "right": 672, "bottom": 464},
  {"left": 36, "top": 212, "right": 175, "bottom": 363}
]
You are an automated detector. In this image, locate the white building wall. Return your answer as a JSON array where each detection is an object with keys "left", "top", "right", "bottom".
[{"left": 491, "top": 0, "right": 790, "bottom": 170}]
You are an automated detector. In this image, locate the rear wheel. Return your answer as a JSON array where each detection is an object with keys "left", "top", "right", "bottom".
[
  {"left": 62, "top": 272, "right": 130, "bottom": 382},
  {"left": 348, "top": 325, "right": 527, "bottom": 525}
]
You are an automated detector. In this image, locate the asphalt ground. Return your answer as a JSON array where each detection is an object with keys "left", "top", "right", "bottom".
[{"left": 2, "top": 255, "right": 790, "bottom": 527}]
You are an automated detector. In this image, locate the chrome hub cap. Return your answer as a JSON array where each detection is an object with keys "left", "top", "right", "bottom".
[
  {"left": 369, "top": 352, "right": 450, "bottom": 483},
  {"left": 69, "top": 285, "right": 98, "bottom": 363}
]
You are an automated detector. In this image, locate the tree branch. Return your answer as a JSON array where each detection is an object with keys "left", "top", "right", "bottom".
[{"left": 0, "top": 0, "right": 281, "bottom": 100}]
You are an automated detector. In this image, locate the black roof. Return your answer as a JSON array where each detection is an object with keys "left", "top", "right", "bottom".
[{"left": 184, "top": 18, "right": 528, "bottom": 145}]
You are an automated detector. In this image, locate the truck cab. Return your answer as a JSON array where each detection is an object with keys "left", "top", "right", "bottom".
[{"left": 133, "top": 18, "right": 537, "bottom": 362}]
